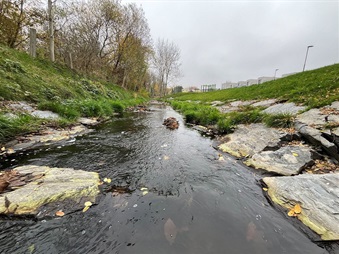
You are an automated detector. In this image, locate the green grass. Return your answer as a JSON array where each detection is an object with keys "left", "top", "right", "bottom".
[
  {"left": 169, "top": 64, "right": 339, "bottom": 108},
  {"left": 171, "top": 101, "right": 299, "bottom": 134},
  {"left": 0, "top": 45, "right": 148, "bottom": 144},
  {"left": 0, "top": 114, "right": 43, "bottom": 142}
]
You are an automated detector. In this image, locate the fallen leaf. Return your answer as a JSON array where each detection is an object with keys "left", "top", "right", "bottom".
[
  {"left": 262, "top": 187, "right": 268, "bottom": 192},
  {"left": 84, "top": 201, "right": 92, "bottom": 207},
  {"left": 1, "top": 147, "right": 5, "bottom": 151},
  {"left": 164, "top": 218, "right": 177, "bottom": 245},
  {"left": 292, "top": 152, "right": 299, "bottom": 157},
  {"left": 163, "top": 155, "right": 170, "bottom": 160},
  {"left": 140, "top": 187, "right": 148, "bottom": 191},
  {"left": 142, "top": 190, "right": 148, "bottom": 196},
  {"left": 287, "top": 209, "right": 295, "bottom": 217},
  {"left": 7, "top": 148, "right": 15, "bottom": 154},
  {"left": 55, "top": 210, "right": 65, "bottom": 217},
  {"left": 218, "top": 156, "right": 225, "bottom": 161},
  {"left": 294, "top": 203, "right": 302, "bottom": 214},
  {"left": 82, "top": 206, "right": 90, "bottom": 212}
]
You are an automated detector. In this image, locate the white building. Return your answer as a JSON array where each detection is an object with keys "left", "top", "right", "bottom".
[
  {"left": 258, "top": 76, "right": 275, "bottom": 84},
  {"left": 246, "top": 79, "right": 258, "bottom": 86}
]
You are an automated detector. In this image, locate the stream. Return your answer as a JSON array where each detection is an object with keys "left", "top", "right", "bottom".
[{"left": 0, "top": 105, "right": 328, "bottom": 254}]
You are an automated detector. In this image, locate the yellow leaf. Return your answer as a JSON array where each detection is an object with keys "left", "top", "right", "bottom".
[
  {"left": 218, "top": 156, "right": 225, "bottom": 161},
  {"left": 262, "top": 187, "right": 268, "bottom": 192},
  {"left": 82, "top": 206, "right": 90, "bottom": 212},
  {"left": 140, "top": 187, "right": 148, "bottom": 191},
  {"left": 103, "top": 178, "right": 111, "bottom": 183},
  {"left": 84, "top": 201, "right": 92, "bottom": 207},
  {"left": 142, "top": 191, "right": 148, "bottom": 196},
  {"left": 292, "top": 153, "right": 299, "bottom": 157},
  {"left": 1, "top": 147, "right": 5, "bottom": 151},
  {"left": 287, "top": 209, "right": 295, "bottom": 217},
  {"left": 294, "top": 203, "right": 302, "bottom": 214}
]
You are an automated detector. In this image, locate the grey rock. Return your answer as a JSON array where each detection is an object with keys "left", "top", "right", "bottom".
[
  {"left": 263, "top": 102, "right": 306, "bottom": 115},
  {"left": 31, "top": 110, "right": 60, "bottom": 119},
  {"left": 263, "top": 173, "right": 339, "bottom": 240},
  {"left": 216, "top": 105, "right": 239, "bottom": 113},
  {"left": 251, "top": 99, "right": 277, "bottom": 108},
  {"left": 295, "top": 122, "right": 339, "bottom": 161},
  {"left": 230, "top": 100, "right": 256, "bottom": 107},
  {"left": 78, "top": 117, "right": 99, "bottom": 126},
  {"left": 245, "top": 146, "right": 313, "bottom": 175},
  {"left": 330, "top": 101, "right": 339, "bottom": 110},
  {"left": 218, "top": 124, "right": 286, "bottom": 157},
  {"left": 0, "top": 165, "right": 100, "bottom": 216},
  {"left": 296, "top": 109, "right": 326, "bottom": 127},
  {"left": 9, "top": 101, "right": 34, "bottom": 112}
]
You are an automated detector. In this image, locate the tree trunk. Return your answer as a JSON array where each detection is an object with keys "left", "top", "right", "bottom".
[
  {"left": 48, "top": 0, "right": 55, "bottom": 62},
  {"left": 29, "top": 28, "right": 36, "bottom": 58}
]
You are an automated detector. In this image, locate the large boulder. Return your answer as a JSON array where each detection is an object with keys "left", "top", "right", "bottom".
[
  {"left": 0, "top": 165, "right": 100, "bottom": 216},
  {"left": 263, "top": 173, "right": 339, "bottom": 240},
  {"left": 245, "top": 146, "right": 313, "bottom": 175},
  {"left": 163, "top": 117, "right": 179, "bottom": 130},
  {"left": 218, "top": 124, "right": 286, "bottom": 158}
]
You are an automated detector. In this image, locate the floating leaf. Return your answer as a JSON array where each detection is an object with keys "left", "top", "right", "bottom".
[
  {"left": 140, "top": 187, "right": 148, "bottom": 191},
  {"left": 55, "top": 210, "right": 65, "bottom": 217},
  {"left": 262, "top": 187, "right": 268, "bottom": 192},
  {"left": 164, "top": 218, "right": 177, "bottom": 245},
  {"left": 292, "top": 153, "right": 299, "bottom": 157},
  {"left": 142, "top": 190, "right": 148, "bottom": 196},
  {"left": 103, "top": 178, "right": 111, "bottom": 183}
]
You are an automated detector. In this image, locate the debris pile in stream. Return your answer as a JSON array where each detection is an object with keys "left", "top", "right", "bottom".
[{"left": 163, "top": 117, "right": 179, "bottom": 130}]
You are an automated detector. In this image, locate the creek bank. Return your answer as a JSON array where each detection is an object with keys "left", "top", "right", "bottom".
[
  {"left": 0, "top": 165, "right": 100, "bottom": 217},
  {"left": 182, "top": 99, "right": 339, "bottom": 242}
]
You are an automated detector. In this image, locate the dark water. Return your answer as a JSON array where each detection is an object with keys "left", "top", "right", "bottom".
[{"left": 0, "top": 105, "right": 328, "bottom": 254}]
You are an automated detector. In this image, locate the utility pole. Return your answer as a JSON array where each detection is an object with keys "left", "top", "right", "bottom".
[
  {"left": 274, "top": 68, "right": 279, "bottom": 80},
  {"left": 302, "top": 45, "right": 314, "bottom": 72}
]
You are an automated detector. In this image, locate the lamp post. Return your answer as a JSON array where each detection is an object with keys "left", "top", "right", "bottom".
[
  {"left": 274, "top": 68, "right": 279, "bottom": 80},
  {"left": 302, "top": 45, "right": 314, "bottom": 72}
]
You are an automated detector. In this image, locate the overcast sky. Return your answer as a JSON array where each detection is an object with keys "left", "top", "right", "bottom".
[{"left": 123, "top": 0, "right": 338, "bottom": 88}]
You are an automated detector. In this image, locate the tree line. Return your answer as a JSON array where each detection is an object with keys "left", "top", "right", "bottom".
[{"left": 0, "top": 0, "right": 181, "bottom": 96}]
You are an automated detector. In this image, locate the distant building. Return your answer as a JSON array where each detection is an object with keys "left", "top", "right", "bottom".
[
  {"left": 258, "top": 77, "right": 275, "bottom": 84},
  {"left": 201, "top": 84, "right": 216, "bottom": 92},
  {"left": 221, "top": 82, "right": 237, "bottom": 89},
  {"left": 237, "top": 81, "right": 247, "bottom": 87},
  {"left": 246, "top": 79, "right": 258, "bottom": 86}
]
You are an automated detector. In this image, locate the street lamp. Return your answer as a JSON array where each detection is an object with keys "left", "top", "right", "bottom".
[
  {"left": 274, "top": 68, "right": 279, "bottom": 80},
  {"left": 302, "top": 45, "right": 314, "bottom": 72}
]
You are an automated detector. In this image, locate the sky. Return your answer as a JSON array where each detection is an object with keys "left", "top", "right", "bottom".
[{"left": 123, "top": 0, "right": 338, "bottom": 88}]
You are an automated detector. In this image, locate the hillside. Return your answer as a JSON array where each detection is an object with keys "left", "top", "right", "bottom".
[
  {"left": 0, "top": 46, "right": 146, "bottom": 143},
  {"left": 170, "top": 64, "right": 339, "bottom": 108}
]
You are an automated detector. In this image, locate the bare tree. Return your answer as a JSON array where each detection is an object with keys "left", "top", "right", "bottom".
[{"left": 152, "top": 39, "right": 181, "bottom": 96}]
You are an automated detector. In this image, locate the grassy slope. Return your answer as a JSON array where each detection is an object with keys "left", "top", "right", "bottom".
[
  {"left": 0, "top": 45, "right": 137, "bottom": 102},
  {"left": 170, "top": 64, "right": 339, "bottom": 108},
  {"left": 0, "top": 45, "right": 146, "bottom": 144}
]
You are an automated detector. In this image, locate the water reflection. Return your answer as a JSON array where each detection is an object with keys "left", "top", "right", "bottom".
[{"left": 0, "top": 105, "right": 327, "bottom": 254}]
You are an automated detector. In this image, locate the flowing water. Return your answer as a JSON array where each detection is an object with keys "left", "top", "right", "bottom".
[{"left": 0, "top": 105, "right": 329, "bottom": 254}]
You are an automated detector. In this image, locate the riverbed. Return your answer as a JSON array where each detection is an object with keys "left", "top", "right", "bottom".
[{"left": 0, "top": 105, "right": 328, "bottom": 254}]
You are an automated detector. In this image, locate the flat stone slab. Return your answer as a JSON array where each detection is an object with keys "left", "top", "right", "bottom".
[
  {"left": 3, "top": 125, "right": 92, "bottom": 155},
  {"left": 251, "top": 99, "right": 277, "bottom": 108},
  {"left": 218, "top": 124, "right": 286, "bottom": 157},
  {"left": 31, "top": 110, "right": 60, "bottom": 119},
  {"left": 295, "top": 123, "right": 339, "bottom": 161},
  {"left": 245, "top": 146, "right": 313, "bottom": 175},
  {"left": 263, "top": 173, "right": 339, "bottom": 240},
  {"left": 263, "top": 102, "right": 306, "bottom": 115},
  {"left": 296, "top": 107, "right": 339, "bottom": 129},
  {"left": 78, "top": 117, "right": 99, "bottom": 126},
  {"left": 0, "top": 165, "right": 100, "bottom": 215}
]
